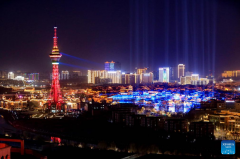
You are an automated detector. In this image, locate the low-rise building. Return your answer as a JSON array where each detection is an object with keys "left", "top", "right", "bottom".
[
  {"left": 217, "top": 101, "right": 226, "bottom": 109},
  {"left": 189, "top": 121, "right": 214, "bottom": 138},
  {"left": 209, "top": 110, "right": 240, "bottom": 132},
  {"left": 164, "top": 118, "right": 188, "bottom": 133}
]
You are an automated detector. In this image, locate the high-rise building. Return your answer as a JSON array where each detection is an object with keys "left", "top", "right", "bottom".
[
  {"left": 88, "top": 70, "right": 107, "bottom": 84},
  {"left": 8, "top": 72, "right": 14, "bottom": 79},
  {"left": 72, "top": 71, "right": 82, "bottom": 76},
  {"left": 88, "top": 70, "right": 121, "bottom": 84},
  {"left": 153, "top": 70, "right": 159, "bottom": 81},
  {"left": 106, "top": 71, "right": 121, "bottom": 83},
  {"left": 121, "top": 74, "right": 126, "bottom": 84},
  {"left": 28, "top": 73, "right": 39, "bottom": 80},
  {"left": 180, "top": 76, "right": 186, "bottom": 85},
  {"left": 135, "top": 74, "right": 140, "bottom": 84},
  {"left": 191, "top": 78, "right": 209, "bottom": 85},
  {"left": 186, "top": 76, "right": 192, "bottom": 84},
  {"left": 114, "top": 62, "right": 121, "bottom": 70},
  {"left": 14, "top": 76, "right": 24, "bottom": 81},
  {"left": 199, "top": 78, "right": 209, "bottom": 85},
  {"left": 123, "top": 74, "right": 131, "bottom": 84},
  {"left": 207, "top": 76, "right": 215, "bottom": 84},
  {"left": 61, "top": 71, "right": 69, "bottom": 80},
  {"left": 141, "top": 72, "right": 153, "bottom": 84},
  {"left": 69, "top": 71, "right": 82, "bottom": 79},
  {"left": 191, "top": 74, "right": 199, "bottom": 81},
  {"left": 137, "top": 68, "right": 147, "bottom": 75},
  {"left": 138, "top": 68, "right": 148, "bottom": 83},
  {"left": 49, "top": 27, "right": 63, "bottom": 108},
  {"left": 222, "top": 70, "right": 240, "bottom": 78},
  {"left": 159, "top": 67, "right": 169, "bottom": 82},
  {"left": 169, "top": 67, "right": 177, "bottom": 81},
  {"left": 122, "top": 73, "right": 140, "bottom": 84},
  {"left": 234, "top": 71, "right": 240, "bottom": 77},
  {"left": 105, "top": 61, "right": 115, "bottom": 71},
  {"left": 178, "top": 64, "right": 185, "bottom": 78}
]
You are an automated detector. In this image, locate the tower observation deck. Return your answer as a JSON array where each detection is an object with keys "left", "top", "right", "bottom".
[{"left": 49, "top": 27, "right": 63, "bottom": 111}]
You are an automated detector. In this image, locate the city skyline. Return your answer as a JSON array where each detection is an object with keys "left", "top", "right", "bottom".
[
  {"left": 2, "top": 1, "right": 240, "bottom": 158},
  {"left": 0, "top": 0, "right": 240, "bottom": 76}
]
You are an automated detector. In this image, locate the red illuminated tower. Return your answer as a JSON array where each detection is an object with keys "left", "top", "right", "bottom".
[{"left": 49, "top": 27, "right": 63, "bottom": 111}]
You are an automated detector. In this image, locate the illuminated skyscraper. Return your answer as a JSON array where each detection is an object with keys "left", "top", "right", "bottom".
[
  {"left": 88, "top": 70, "right": 106, "bottom": 83},
  {"left": 49, "top": 27, "right": 63, "bottom": 109},
  {"left": 8, "top": 72, "right": 14, "bottom": 79},
  {"left": 159, "top": 67, "right": 169, "bottom": 82},
  {"left": 122, "top": 73, "right": 140, "bottom": 84},
  {"left": 178, "top": 64, "right": 185, "bottom": 78},
  {"left": 107, "top": 71, "right": 121, "bottom": 83},
  {"left": 88, "top": 70, "right": 121, "bottom": 84},
  {"left": 105, "top": 61, "right": 115, "bottom": 71},
  {"left": 137, "top": 68, "right": 147, "bottom": 83}
]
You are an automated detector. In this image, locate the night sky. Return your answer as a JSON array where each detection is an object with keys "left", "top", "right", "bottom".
[{"left": 0, "top": 0, "right": 240, "bottom": 77}]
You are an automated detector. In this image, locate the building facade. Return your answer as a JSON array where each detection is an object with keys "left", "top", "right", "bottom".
[
  {"left": 8, "top": 72, "right": 14, "bottom": 79},
  {"left": 159, "top": 67, "right": 169, "bottom": 82},
  {"left": 178, "top": 64, "right": 185, "bottom": 78},
  {"left": 28, "top": 73, "right": 39, "bottom": 80},
  {"left": 141, "top": 72, "right": 153, "bottom": 84},
  {"left": 105, "top": 61, "right": 115, "bottom": 71},
  {"left": 88, "top": 70, "right": 121, "bottom": 84},
  {"left": 189, "top": 122, "right": 214, "bottom": 138},
  {"left": 61, "top": 71, "right": 69, "bottom": 80}
]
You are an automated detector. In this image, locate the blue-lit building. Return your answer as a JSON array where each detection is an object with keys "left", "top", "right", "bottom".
[
  {"left": 105, "top": 61, "right": 115, "bottom": 71},
  {"left": 109, "top": 89, "right": 215, "bottom": 113}
]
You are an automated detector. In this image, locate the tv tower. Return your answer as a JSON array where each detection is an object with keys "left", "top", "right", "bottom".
[{"left": 49, "top": 27, "right": 63, "bottom": 111}]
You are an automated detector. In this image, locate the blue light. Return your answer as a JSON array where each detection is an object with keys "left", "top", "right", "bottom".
[
  {"left": 59, "top": 62, "right": 89, "bottom": 70},
  {"left": 60, "top": 52, "right": 102, "bottom": 67}
]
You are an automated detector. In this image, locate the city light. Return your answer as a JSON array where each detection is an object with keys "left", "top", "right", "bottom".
[
  {"left": 108, "top": 89, "right": 212, "bottom": 113},
  {"left": 0, "top": 0, "right": 238, "bottom": 157}
]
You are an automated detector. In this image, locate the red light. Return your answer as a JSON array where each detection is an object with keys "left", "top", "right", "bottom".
[
  {"left": 49, "top": 27, "right": 63, "bottom": 109},
  {"left": 53, "top": 27, "right": 58, "bottom": 49}
]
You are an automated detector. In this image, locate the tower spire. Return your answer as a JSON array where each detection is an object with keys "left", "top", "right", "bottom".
[{"left": 52, "top": 27, "right": 59, "bottom": 53}]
